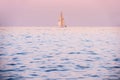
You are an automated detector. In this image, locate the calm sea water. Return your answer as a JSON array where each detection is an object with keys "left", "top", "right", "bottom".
[{"left": 0, "top": 27, "right": 120, "bottom": 80}]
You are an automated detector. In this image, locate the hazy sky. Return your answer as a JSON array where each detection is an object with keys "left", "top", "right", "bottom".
[{"left": 0, "top": 0, "right": 120, "bottom": 26}]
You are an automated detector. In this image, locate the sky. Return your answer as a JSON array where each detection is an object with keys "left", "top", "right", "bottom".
[{"left": 0, "top": 0, "right": 120, "bottom": 26}]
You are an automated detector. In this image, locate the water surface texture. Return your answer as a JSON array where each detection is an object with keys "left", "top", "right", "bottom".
[{"left": 0, "top": 27, "right": 120, "bottom": 80}]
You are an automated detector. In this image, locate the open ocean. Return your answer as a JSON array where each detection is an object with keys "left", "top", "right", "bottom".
[{"left": 0, "top": 27, "right": 120, "bottom": 80}]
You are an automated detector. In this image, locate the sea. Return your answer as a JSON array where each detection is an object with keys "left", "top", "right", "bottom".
[{"left": 0, "top": 27, "right": 120, "bottom": 80}]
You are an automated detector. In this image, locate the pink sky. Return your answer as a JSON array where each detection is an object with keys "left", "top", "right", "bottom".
[{"left": 0, "top": 0, "right": 120, "bottom": 26}]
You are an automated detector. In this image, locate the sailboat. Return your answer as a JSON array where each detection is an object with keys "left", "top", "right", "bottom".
[{"left": 58, "top": 12, "right": 67, "bottom": 27}]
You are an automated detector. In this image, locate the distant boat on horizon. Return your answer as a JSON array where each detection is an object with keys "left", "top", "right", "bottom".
[{"left": 58, "top": 12, "right": 67, "bottom": 27}]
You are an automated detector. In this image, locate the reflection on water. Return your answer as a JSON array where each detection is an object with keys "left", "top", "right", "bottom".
[{"left": 0, "top": 27, "right": 120, "bottom": 80}]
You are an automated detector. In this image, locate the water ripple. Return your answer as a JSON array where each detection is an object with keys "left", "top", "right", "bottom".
[{"left": 75, "top": 65, "right": 90, "bottom": 70}]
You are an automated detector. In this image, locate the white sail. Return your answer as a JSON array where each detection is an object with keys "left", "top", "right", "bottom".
[{"left": 58, "top": 12, "right": 66, "bottom": 27}]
